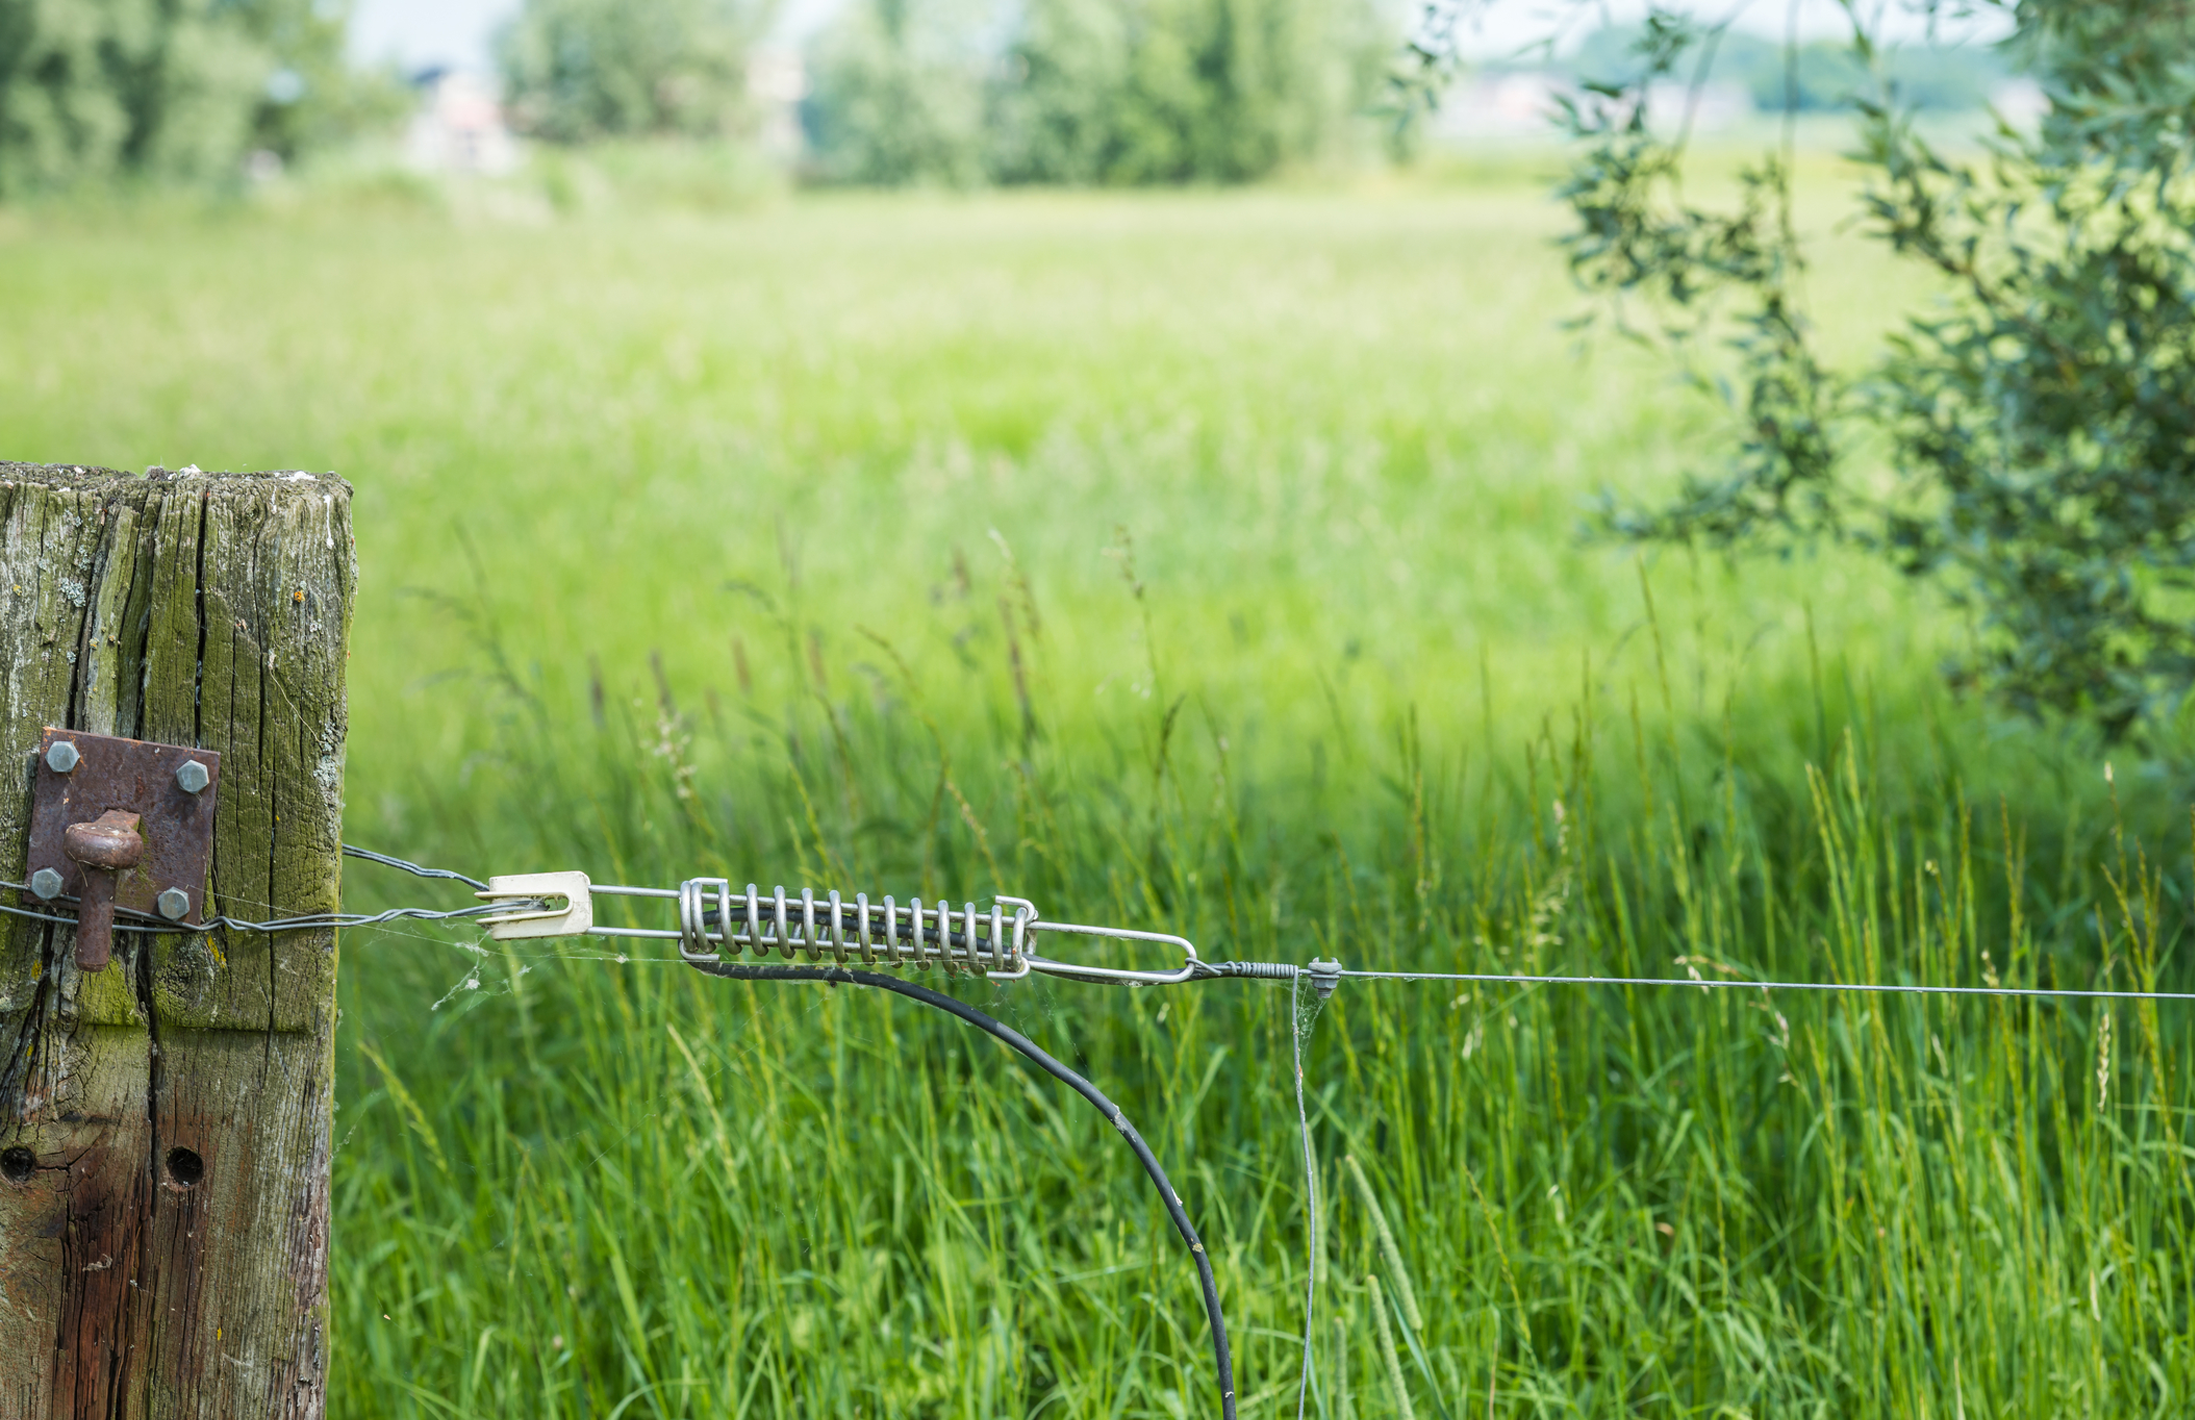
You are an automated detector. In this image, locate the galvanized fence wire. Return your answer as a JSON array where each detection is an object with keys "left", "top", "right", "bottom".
[
  {"left": 18, "top": 853, "right": 2195, "bottom": 1003},
  {"left": 1329, "top": 967, "right": 2195, "bottom": 1003},
  {"left": 8, "top": 843, "right": 2185, "bottom": 1005},
  {"left": 17, "top": 845, "right": 2195, "bottom": 1418},
  {"left": 380, "top": 854, "right": 2195, "bottom": 1420},
  {"left": 340, "top": 844, "right": 490, "bottom": 891}
]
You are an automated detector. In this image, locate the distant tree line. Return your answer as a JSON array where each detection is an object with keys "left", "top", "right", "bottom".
[
  {"left": 1, "top": 0, "right": 2023, "bottom": 198},
  {"left": 493, "top": 0, "right": 2021, "bottom": 187},
  {"left": 499, "top": 0, "right": 765, "bottom": 142},
  {"left": 0, "top": 0, "right": 400, "bottom": 196},
  {"left": 1556, "top": 25, "right": 2014, "bottom": 115},
  {"left": 805, "top": 0, "right": 1392, "bottom": 184},
  {"left": 0, "top": 0, "right": 1380, "bottom": 195},
  {"left": 496, "top": 0, "right": 1390, "bottom": 185}
]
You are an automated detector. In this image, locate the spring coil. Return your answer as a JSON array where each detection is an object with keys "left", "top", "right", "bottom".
[{"left": 676, "top": 880, "right": 1028, "bottom": 974}]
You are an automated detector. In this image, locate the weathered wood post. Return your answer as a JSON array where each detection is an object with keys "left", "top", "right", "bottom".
[{"left": 0, "top": 464, "right": 353, "bottom": 1417}]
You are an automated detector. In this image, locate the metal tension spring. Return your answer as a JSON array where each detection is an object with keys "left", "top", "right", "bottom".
[{"left": 475, "top": 872, "right": 1202, "bottom": 985}]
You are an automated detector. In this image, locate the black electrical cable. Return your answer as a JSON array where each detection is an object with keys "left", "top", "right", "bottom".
[{"left": 691, "top": 961, "right": 1237, "bottom": 1420}]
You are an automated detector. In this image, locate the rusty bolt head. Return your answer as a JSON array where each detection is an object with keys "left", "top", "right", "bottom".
[
  {"left": 175, "top": 759, "right": 211, "bottom": 795},
  {"left": 156, "top": 888, "right": 191, "bottom": 920},
  {"left": 28, "top": 868, "right": 62, "bottom": 900},
  {"left": 44, "top": 741, "right": 79, "bottom": 774}
]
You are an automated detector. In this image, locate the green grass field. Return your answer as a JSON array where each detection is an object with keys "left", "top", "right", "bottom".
[{"left": 4, "top": 168, "right": 2192, "bottom": 1416}]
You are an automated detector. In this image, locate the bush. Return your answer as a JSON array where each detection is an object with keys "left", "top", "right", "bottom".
[{"left": 1534, "top": 2, "right": 2195, "bottom": 743}]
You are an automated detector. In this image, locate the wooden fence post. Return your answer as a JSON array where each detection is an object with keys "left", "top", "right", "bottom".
[{"left": 0, "top": 464, "right": 354, "bottom": 1418}]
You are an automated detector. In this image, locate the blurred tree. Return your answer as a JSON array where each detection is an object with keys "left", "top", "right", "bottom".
[
  {"left": 1458, "top": 0, "right": 2195, "bottom": 742},
  {"left": 988, "top": 0, "right": 1387, "bottom": 183},
  {"left": 0, "top": 0, "right": 390, "bottom": 194},
  {"left": 802, "top": 0, "right": 988, "bottom": 184},
  {"left": 499, "top": 0, "right": 774, "bottom": 142},
  {"left": 804, "top": 0, "right": 1388, "bottom": 185},
  {"left": 982, "top": 0, "right": 1131, "bottom": 183}
]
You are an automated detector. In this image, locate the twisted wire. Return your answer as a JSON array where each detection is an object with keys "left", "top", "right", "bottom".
[
  {"left": 0, "top": 848, "right": 528, "bottom": 937},
  {"left": 0, "top": 883, "right": 528, "bottom": 936},
  {"left": 341, "top": 843, "right": 492, "bottom": 891}
]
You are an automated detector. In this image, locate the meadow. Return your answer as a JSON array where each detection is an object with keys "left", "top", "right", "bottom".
[{"left": 2, "top": 161, "right": 2191, "bottom": 1415}]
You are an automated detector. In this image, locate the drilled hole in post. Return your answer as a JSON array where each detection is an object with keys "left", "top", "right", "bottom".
[
  {"left": 1, "top": 1147, "right": 33, "bottom": 1184},
  {"left": 165, "top": 1147, "right": 204, "bottom": 1188}
]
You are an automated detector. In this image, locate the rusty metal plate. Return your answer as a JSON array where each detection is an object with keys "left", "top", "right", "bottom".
[{"left": 26, "top": 729, "right": 220, "bottom": 926}]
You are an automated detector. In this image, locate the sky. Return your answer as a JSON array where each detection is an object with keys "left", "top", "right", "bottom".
[
  {"left": 347, "top": 0, "right": 2008, "bottom": 76},
  {"left": 347, "top": 0, "right": 832, "bottom": 71},
  {"left": 348, "top": 0, "right": 514, "bottom": 72}
]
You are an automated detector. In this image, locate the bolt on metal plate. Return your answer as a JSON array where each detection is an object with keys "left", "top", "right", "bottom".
[{"left": 25, "top": 729, "right": 221, "bottom": 964}]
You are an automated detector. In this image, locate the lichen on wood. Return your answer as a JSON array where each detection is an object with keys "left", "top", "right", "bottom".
[{"left": 0, "top": 463, "right": 353, "bottom": 1418}]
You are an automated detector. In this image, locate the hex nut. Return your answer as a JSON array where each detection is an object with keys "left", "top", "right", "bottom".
[
  {"left": 28, "top": 868, "right": 62, "bottom": 900},
  {"left": 44, "top": 741, "right": 79, "bottom": 774},
  {"left": 175, "top": 759, "right": 211, "bottom": 795},
  {"left": 156, "top": 888, "right": 191, "bottom": 921}
]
